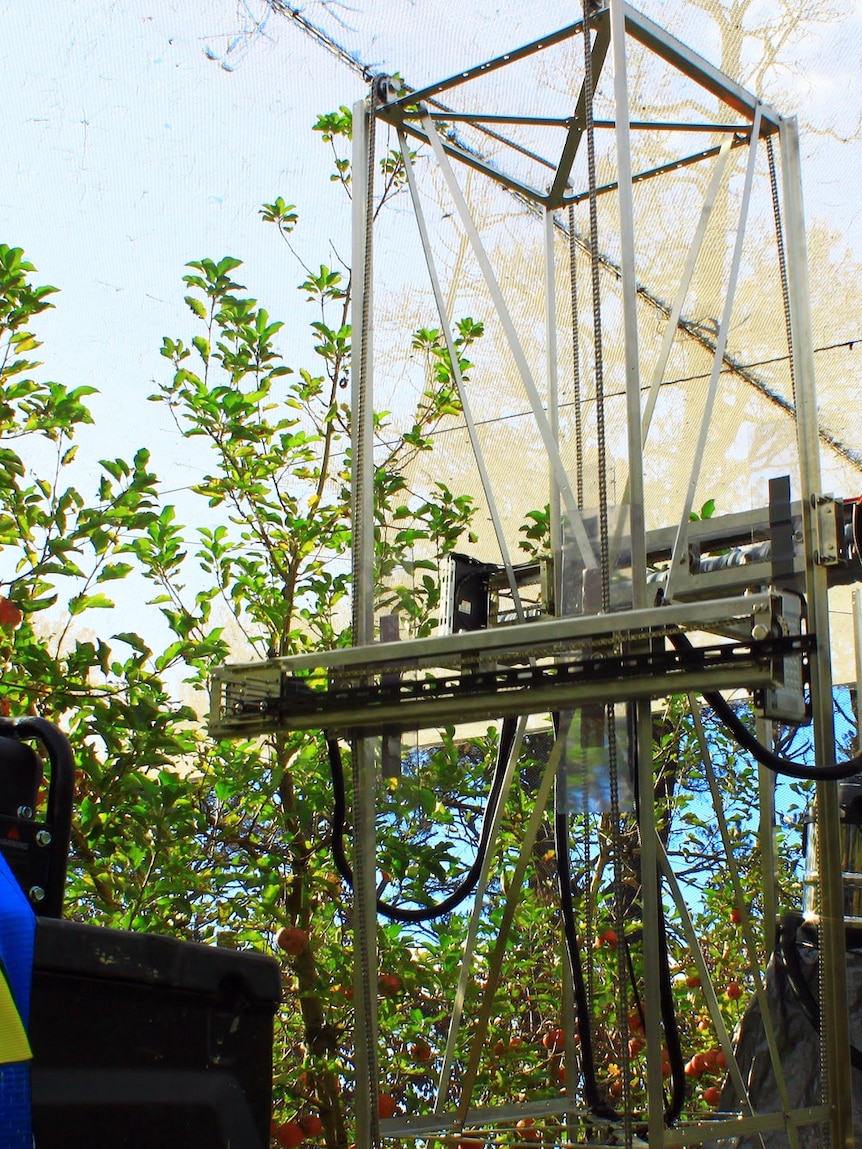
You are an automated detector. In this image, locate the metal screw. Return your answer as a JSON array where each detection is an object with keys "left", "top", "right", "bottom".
[
  {"left": 752, "top": 623, "right": 770, "bottom": 641},
  {"left": 29, "top": 886, "right": 45, "bottom": 904},
  {"left": 35, "top": 830, "right": 52, "bottom": 847},
  {"left": 16, "top": 805, "right": 33, "bottom": 820}
]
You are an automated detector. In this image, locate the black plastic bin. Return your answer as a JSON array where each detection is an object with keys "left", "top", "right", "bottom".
[{"left": 30, "top": 917, "right": 281, "bottom": 1149}]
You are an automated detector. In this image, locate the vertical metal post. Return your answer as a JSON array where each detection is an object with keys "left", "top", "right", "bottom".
[
  {"left": 545, "top": 208, "right": 562, "bottom": 595},
  {"left": 611, "top": 5, "right": 645, "bottom": 598},
  {"left": 610, "top": 2, "right": 661, "bottom": 1142},
  {"left": 351, "top": 94, "right": 380, "bottom": 1149},
  {"left": 545, "top": 204, "right": 580, "bottom": 1117},
  {"left": 756, "top": 726, "right": 778, "bottom": 955},
  {"left": 781, "top": 114, "right": 852, "bottom": 1148}
]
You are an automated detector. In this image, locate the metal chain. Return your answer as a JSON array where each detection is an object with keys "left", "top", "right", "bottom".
[
  {"left": 581, "top": 5, "right": 629, "bottom": 1138},
  {"left": 580, "top": 13, "right": 609, "bottom": 610},
  {"left": 767, "top": 135, "right": 797, "bottom": 410},
  {"left": 568, "top": 203, "right": 585, "bottom": 510}
]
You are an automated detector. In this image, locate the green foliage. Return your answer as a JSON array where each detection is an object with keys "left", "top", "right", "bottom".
[
  {"left": 260, "top": 197, "right": 299, "bottom": 237},
  {"left": 518, "top": 505, "right": 551, "bottom": 557},
  {"left": 689, "top": 498, "right": 716, "bottom": 523},
  {"left": 0, "top": 106, "right": 489, "bottom": 1146}
]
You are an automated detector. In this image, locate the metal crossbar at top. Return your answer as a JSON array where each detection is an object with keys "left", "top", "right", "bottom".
[{"left": 376, "top": 3, "right": 781, "bottom": 211}]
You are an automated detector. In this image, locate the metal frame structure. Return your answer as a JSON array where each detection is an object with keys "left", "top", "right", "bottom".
[{"left": 211, "top": 3, "right": 856, "bottom": 1145}]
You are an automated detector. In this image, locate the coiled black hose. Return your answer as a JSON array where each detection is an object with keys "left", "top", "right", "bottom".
[
  {"left": 554, "top": 784, "right": 616, "bottom": 1119},
  {"left": 669, "top": 630, "right": 862, "bottom": 781},
  {"left": 552, "top": 723, "right": 686, "bottom": 1124},
  {"left": 326, "top": 718, "right": 517, "bottom": 923}
]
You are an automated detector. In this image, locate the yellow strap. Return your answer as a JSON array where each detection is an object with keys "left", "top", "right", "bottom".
[{"left": 0, "top": 971, "right": 31, "bottom": 1063}]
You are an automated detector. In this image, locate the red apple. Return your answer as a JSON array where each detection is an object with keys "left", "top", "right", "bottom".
[
  {"left": 276, "top": 1121, "right": 306, "bottom": 1148},
  {"left": 703, "top": 1085, "right": 721, "bottom": 1107},
  {"left": 542, "top": 1028, "right": 564, "bottom": 1053},
  {"left": 627, "top": 1009, "right": 644, "bottom": 1034},
  {"left": 515, "top": 1118, "right": 540, "bottom": 1142},
  {"left": 0, "top": 597, "right": 23, "bottom": 630},
  {"left": 726, "top": 981, "right": 743, "bottom": 1001},
  {"left": 378, "top": 1093, "right": 398, "bottom": 1119},
  {"left": 275, "top": 927, "right": 309, "bottom": 956},
  {"left": 298, "top": 1114, "right": 323, "bottom": 1137},
  {"left": 378, "top": 973, "right": 401, "bottom": 997},
  {"left": 594, "top": 928, "right": 618, "bottom": 949},
  {"left": 410, "top": 1039, "right": 432, "bottom": 1062}
]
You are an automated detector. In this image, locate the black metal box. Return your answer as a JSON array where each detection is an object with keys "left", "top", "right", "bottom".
[{"left": 30, "top": 918, "right": 281, "bottom": 1148}]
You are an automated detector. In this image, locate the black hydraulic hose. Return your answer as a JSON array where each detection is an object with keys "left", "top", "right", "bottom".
[
  {"left": 669, "top": 631, "right": 862, "bottom": 781},
  {"left": 776, "top": 911, "right": 862, "bottom": 1071},
  {"left": 656, "top": 893, "right": 686, "bottom": 1124},
  {"left": 626, "top": 708, "right": 686, "bottom": 1124},
  {"left": 326, "top": 717, "right": 517, "bottom": 923},
  {"left": 554, "top": 793, "right": 617, "bottom": 1120}
]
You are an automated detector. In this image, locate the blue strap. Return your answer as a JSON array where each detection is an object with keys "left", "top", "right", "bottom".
[{"left": 0, "top": 852, "right": 35, "bottom": 1148}]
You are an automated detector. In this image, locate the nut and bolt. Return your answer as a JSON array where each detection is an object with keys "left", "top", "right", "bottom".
[{"left": 29, "top": 886, "right": 45, "bottom": 904}]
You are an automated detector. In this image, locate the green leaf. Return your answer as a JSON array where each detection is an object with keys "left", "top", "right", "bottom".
[{"left": 68, "top": 592, "right": 115, "bottom": 615}]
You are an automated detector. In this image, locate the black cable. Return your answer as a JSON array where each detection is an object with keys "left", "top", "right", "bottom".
[
  {"left": 625, "top": 704, "right": 686, "bottom": 1124},
  {"left": 552, "top": 785, "right": 682, "bottom": 1123},
  {"left": 669, "top": 631, "right": 862, "bottom": 781},
  {"left": 326, "top": 717, "right": 517, "bottom": 923},
  {"left": 554, "top": 795, "right": 616, "bottom": 1119},
  {"left": 626, "top": 710, "right": 686, "bottom": 1126},
  {"left": 655, "top": 893, "right": 686, "bottom": 1124}
]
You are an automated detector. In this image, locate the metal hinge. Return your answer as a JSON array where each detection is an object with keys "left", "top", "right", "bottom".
[{"left": 811, "top": 494, "right": 843, "bottom": 566}]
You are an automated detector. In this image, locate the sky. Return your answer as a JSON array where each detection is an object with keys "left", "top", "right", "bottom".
[{"left": 1, "top": 1, "right": 367, "bottom": 503}]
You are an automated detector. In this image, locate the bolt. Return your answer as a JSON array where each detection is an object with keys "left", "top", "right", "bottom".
[
  {"left": 16, "top": 805, "right": 33, "bottom": 820},
  {"left": 29, "top": 886, "right": 45, "bottom": 904},
  {"left": 35, "top": 829, "right": 52, "bottom": 847},
  {"left": 752, "top": 623, "right": 770, "bottom": 642}
]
